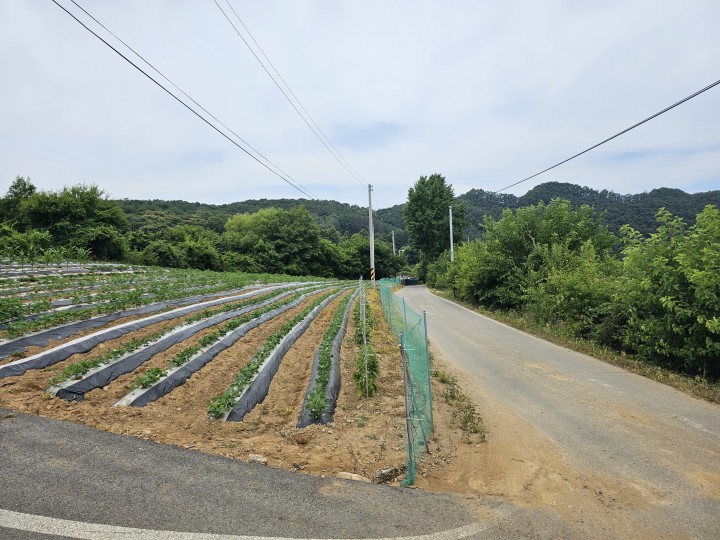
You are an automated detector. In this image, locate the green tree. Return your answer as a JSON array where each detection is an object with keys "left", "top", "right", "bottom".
[
  {"left": 618, "top": 207, "right": 720, "bottom": 377},
  {"left": 438, "top": 199, "right": 616, "bottom": 309},
  {"left": 337, "top": 233, "right": 405, "bottom": 280},
  {"left": 2, "top": 182, "right": 129, "bottom": 261},
  {"left": 526, "top": 241, "right": 622, "bottom": 344},
  {"left": 677, "top": 205, "right": 720, "bottom": 377},
  {"left": 180, "top": 237, "right": 222, "bottom": 271},
  {"left": 0, "top": 222, "right": 52, "bottom": 263},
  {"left": 426, "top": 251, "right": 453, "bottom": 289},
  {"left": 142, "top": 240, "right": 186, "bottom": 268},
  {"left": 223, "top": 206, "right": 336, "bottom": 276},
  {"left": 5, "top": 175, "right": 37, "bottom": 199},
  {"left": 1, "top": 176, "right": 37, "bottom": 225},
  {"left": 404, "top": 174, "right": 466, "bottom": 278}
]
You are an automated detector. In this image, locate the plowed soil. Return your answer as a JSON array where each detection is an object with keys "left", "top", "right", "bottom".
[{"left": 0, "top": 288, "right": 481, "bottom": 485}]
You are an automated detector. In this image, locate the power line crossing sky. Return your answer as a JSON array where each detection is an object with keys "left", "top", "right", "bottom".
[{"left": 1, "top": 0, "right": 718, "bottom": 208}]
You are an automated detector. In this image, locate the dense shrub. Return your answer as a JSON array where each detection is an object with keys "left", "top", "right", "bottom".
[
  {"left": 427, "top": 200, "right": 720, "bottom": 380},
  {"left": 616, "top": 207, "right": 720, "bottom": 377}
]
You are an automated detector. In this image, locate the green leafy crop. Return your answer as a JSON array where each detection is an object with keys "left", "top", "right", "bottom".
[{"left": 207, "top": 289, "right": 338, "bottom": 419}]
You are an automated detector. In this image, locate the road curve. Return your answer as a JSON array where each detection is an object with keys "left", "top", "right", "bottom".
[{"left": 397, "top": 286, "right": 720, "bottom": 539}]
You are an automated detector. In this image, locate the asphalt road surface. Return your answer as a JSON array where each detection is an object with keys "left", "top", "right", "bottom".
[
  {"left": 1, "top": 407, "right": 487, "bottom": 540},
  {"left": 397, "top": 286, "right": 720, "bottom": 539}
]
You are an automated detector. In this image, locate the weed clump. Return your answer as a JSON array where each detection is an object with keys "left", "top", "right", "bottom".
[{"left": 436, "top": 372, "right": 486, "bottom": 443}]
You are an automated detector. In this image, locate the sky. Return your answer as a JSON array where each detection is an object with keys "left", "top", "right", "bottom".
[{"left": 0, "top": 0, "right": 718, "bottom": 210}]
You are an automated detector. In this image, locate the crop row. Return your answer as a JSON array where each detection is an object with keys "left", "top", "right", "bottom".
[
  {"left": 123, "top": 289, "right": 311, "bottom": 397},
  {"left": 302, "top": 291, "right": 357, "bottom": 423},
  {"left": 353, "top": 290, "right": 379, "bottom": 397},
  {"left": 208, "top": 288, "right": 344, "bottom": 420},
  {"left": 0, "top": 245, "right": 93, "bottom": 269},
  {"left": 2, "top": 265, "right": 364, "bottom": 436},
  {"left": 0, "top": 266, "right": 323, "bottom": 338},
  {"left": 0, "top": 284, "right": 306, "bottom": 375},
  {"left": 48, "top": 288, "right": 290, "bottom": 387},
  {"left": 52, "top": 287, "right": 325, "bottom": 404}
]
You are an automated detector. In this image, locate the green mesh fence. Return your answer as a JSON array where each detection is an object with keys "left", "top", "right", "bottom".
[{"left": 379, "top": 278, "right": 433, "bottom": 485}]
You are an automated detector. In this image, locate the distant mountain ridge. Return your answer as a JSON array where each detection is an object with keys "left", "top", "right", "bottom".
[
  {"left": 117, "top": 197, "right": 401, "bottom": 244},
  {"left": 377, "top": 182, "right": 720, "bottom": 239},
  {"left": 117, "top": 182, "right": 720, "bottom": 247}
]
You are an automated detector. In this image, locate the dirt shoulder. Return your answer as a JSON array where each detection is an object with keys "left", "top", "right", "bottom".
[{"left": 416, "top": 346, "right": 690, "bottom": 539}]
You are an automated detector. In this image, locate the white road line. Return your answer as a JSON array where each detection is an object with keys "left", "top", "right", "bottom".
[
  {"left": 674, "top": 416, "right": 719, "bottom": 437},
  {"left": 0, "top": 509, "right": 486, "bottom": 540}
]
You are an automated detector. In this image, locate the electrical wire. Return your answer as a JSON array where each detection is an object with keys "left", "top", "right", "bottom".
[
  {"left": 496, "top": 78, "right": 720, "bottom": 193},
  {"left": 66, "top": 0, "right": 315, "bottom": 200},
  {"left": 220, "top": 0, "right": 365, "bottom": 184},
  {"left": 50, "top": 0, "right": 316, "bottom": 200},
  {"left": 213, "top": 0, "right": 366, "bottom": 186}
]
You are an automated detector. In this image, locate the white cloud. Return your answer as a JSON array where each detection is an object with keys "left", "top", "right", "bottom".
[{"left": 0, "top": 0, "right": 718, "bottom": 209}]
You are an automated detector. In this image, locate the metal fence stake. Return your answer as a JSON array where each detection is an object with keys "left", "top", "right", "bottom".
[
  {"left": 423, "top": 310, "right": 434, "bottom": 432},
  {"left": 399, "top": 333, "right": 415, "bottom": 484},
  {"left": 402, "top": 297, "right": 408, "bottom": 333}
]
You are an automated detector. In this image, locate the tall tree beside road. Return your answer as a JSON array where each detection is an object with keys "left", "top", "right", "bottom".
[{"left": 404, "top": 174, "right": 466, "bottom": 278}]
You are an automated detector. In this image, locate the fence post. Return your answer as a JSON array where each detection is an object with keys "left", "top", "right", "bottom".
[
  {"left": 399, "top": 332, "right": 415, "bottom": 485},
  {"left": 423, "top": 310, "right": 434, "bottom": 432},
  {"left": 402, "top": 297, "right": 408, "bottom": 334},
  {"left": 386, "top": 286, "right": 392, "bottom": 329}
]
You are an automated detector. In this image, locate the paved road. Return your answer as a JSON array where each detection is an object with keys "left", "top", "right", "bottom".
[
  {"left": 397, "top": 286, "right": 720, "bottom": 538},
  {"left": 1, "top": 408, "right": 486, "bottom": 540}
]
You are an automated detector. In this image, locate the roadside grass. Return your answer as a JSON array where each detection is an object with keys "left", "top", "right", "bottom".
[
  {"left": 432, "top": 288, "right": 720, "bottom": 404},
  {"left": 369, "top": 283, "right": 487, "bottom": 445},
  {"left": 433, "top": 370, "right": 486, "bottom": 443}
]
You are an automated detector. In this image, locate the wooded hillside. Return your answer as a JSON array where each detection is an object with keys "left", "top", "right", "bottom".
[
  {"left": 378, "top": 181, "right": 720, "bottom": 240},
  {"left": 117, "top": 182, "right": 719, "bottom": 250},
  {"left": 3, "top": 176, "right": 718, "bottom": 279}
]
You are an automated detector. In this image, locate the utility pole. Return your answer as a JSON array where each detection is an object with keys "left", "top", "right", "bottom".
[
  {"left": 449, "top": 205, "right": 454, "bottom": 263},
  {"left": 391, "top": 230, "right": 396, "bottom": 255},
  {"left": 368, "top": 184, "right": 376, "bottom": 288}
]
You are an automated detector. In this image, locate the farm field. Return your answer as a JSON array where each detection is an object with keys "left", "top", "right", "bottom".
[{"left": 0, "top": 264, "right": 478, "bottom": 485}]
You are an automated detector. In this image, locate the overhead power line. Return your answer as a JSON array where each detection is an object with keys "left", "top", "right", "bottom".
[
  {"left": 497, "top": 78, "right": 720, "bottom": 193},
  {"left": 67, "top": 0, "right": 316, "bottom": 200},
  {"left": 51, "top": 0, "right": 316, "bottom": 200},
  {"left": 213, "top": 0, "right": 366, "bottom": 186},
  {"left": 220, "top": 0, "right": 365, "bottom": 184}
]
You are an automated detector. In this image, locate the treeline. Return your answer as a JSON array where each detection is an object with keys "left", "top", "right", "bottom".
[
  {"left": 0, "top": 177, "right": 404, "bottom": 279},
  {"left": 118, "top": 196, "right": 407, "bottom": 249},
  {"left": 118, "top": 182, "right": 720, "bottom": 255},
  {"left": 0, "top": 178, "right": 128, "bottom": 261},
  {"left": 378, "top": 181, "right": 720, "bottom": 240},
  {"left": 425, "top": 198, "right": 720, "bottom": 379}
]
